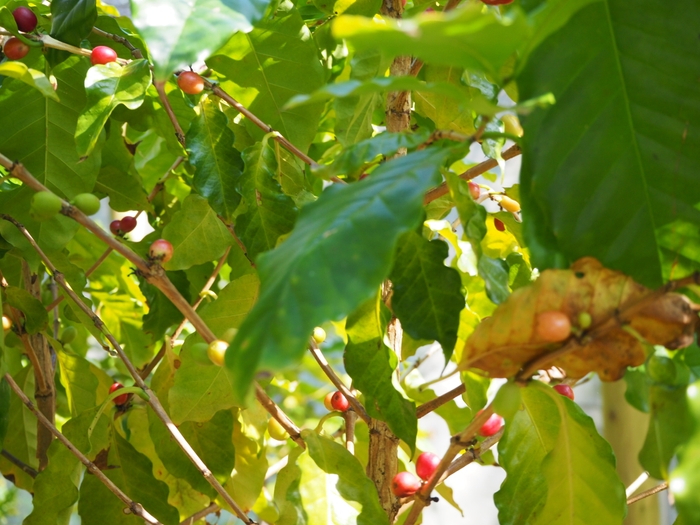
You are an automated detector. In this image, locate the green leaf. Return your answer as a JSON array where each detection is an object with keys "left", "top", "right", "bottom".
[
  {"left": 639, "top": 385, "right": 692, "bottom": 480},
  {"left": 496, "top": 382, "right": 626, "bottom": 525},
  {"left": 226, "top": 147, "right": 450, "bottom": 403},
  {"left": 333, "top": 5, "right": 530, "bottom": 81},
  {"left": 229, "top": 404, "right": 269, "bottom": 511},
  {"left": 56, "top": 345, "right": 112, "bottom": 416},
  {"left": 169, "top": 274, "right": 259, "bottom": 423},
  {"left": 5, "top": 286, "right": 48, "bottom": 334},
  {"left": 139, "top": 270, "right": 189, "bottom": 342},
  {"left": 130, "top": 0, "right": 268, "bottom": 81},
  {"left": 345, "top": 296, "right": 417, "bottom": 450},
  {"left": 49, "top": 0, "right": 97, "bottom": 66},
  {"left": 477, "top": 256, "right": 510, "bottom": 305},
  {"left": 186, "top": 97, "right": 244, "bottom": 221},
  {"left": 390, "top": 231, "right": 464, "bottom": 360},
  {"left": 624, "top": 367, "right": 650, "bottom": 413},
  {"left": 237, "top": 139, "right": 299, "bottom": 260},
  {"left": 414, "top": 65, "right": 476, "bottom": 135},
  {"left": 299, "top": 431, "right": 390, "bottom": 525},
  {"left": 161, "top": 194, "right": 235, "bottom": 271},
  {"left": 0, "top": 378, "right": 9, "bottom": 445},
  {"left": 207, "top": 5, "right": 326, "bottom": 153},
  {"left": 314, "top": 130, "right": 430, "bottom": 180},
  {"left": 518, "top": 0, "right": 700, "bottom": 286},
  {"left": 76, "top": 59, "right": 152, "bottom": 157},
  {"left": 0, "top": 62, "right": 59, "bottom": 101},
  {"left": 671, "top": 380, "right": 700, "bottom": 523}
]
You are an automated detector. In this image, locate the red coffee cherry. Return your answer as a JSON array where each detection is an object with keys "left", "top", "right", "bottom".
[
  {"left": 478, "top": 412, "right": 504, "bottom": 437},
  {"left": 415, "top": 452, "right": 440, "bottom": 481},
  {"left": 177, "top": 71, "right": 204, "bottom": 95},
  {"left": 391, "top": 472, "right": 422, "bottom": 497},
  {"left": 553, "top": 384, "right": 575, "bottom": 401},
  {"left": 109, "top": 382, "right": 128, "bottom": 406},
  {"left": 4, "top": 38, "right": 29, "bottom": 60},
  {"left": 91, "top": 46, "right": 118, "bottom": 66},
  {"left": 12, "top": 7, "right": 38, "bottom": 33}
]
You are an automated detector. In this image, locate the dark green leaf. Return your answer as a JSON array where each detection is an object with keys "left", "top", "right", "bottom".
[
  {"left": 624, "top": 367, "right": 650, "bottom": 413},
  {"left": 76, "top": 59, "right": 152, "bottom": 157},
  {"left": 518, "top": 0, "right": 700, "bottom": 286},
  {"left": 130, "top": 0, "right": 268, "bottom": 81},
  {"left": 139, "top": 270, "right": 189, "bottom": 342},
  {"left": 207, "top": 5, "right": 326, "bottom": 153},
  {"left": 345, "top": 296, "right": 417, "bottom": 450},
  {"left": 477, "top": 256, "right": 510, "bottom": 305},
  {"left": 390, "top": 231, "right": 464, "bottom": 360},
  {"left": 186, "top": 97, "right": 244, "bottom": 221},
  {"left": 49, "top": 0, "right": 97, "bottom": 66},
  {"left": 237, "top": 140, "right": 299, "bottom": 260},
  {"left": 227, "top": 147, "right": 450, "bottom": 403}
]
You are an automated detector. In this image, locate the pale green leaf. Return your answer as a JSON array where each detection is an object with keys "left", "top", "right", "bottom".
[{"left": 0, "top": 62, "right": 59, "bottom": 101}]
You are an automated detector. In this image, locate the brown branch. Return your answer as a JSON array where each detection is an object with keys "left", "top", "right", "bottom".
[
  {"left": 154, "top": 81, "right": 186, "bottom": 147},
  {"left": 1, "top": 449, "right": 38, "bottom": 478},
  {"left": 255, "top": 385, "right": 305, "bottom": 449},
  {"left": 627, "top": 482, "right": 668, "bottom": 505},
  {"left": 309, "top": 341, "right": 370, "bottom": 423},
  {"left": 423, "top": 144, "right": 522, "bottom": 204},
  {"left": 4, "top": 373, "right": 163, "bottom": 524},
  {"left": 179, "top": 502, "right": 220, "bottom": 525},
  {"left": 1, "top": 215, "right": 254, "bottom": 524},
  {"left": 416, "top": 384, "right": 466, "bottom": 418},
  {"left": 91, "top": 27, "right": 144, "bottom": 59},
  {"left": 209, "top": 84, "right": 318, "bottom": 168},
  {"left": 344, "top": 408, "right": 357, "bottom": 454}
]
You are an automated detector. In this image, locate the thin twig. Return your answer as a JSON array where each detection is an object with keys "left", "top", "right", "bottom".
[
  {"left": 308, "top": 341, "right": 370, "bottom": 423},
  {"left": 626, "top": 471, "right": 650, "bottom": 497},
  {"left": 4, "top": 373, "right": 163, "bottom": 524},
  {"left": 627, "top": 482, "right": 668, "bottom": 505},
  {"left": 154, "top": 81, "right": 186, "bottom": 147},
  {"left": 423, "top": 144, "right": 522, "bottom": 204},
  {"left": 344, "top": 402, "right": 357, "bottom": 454},
  {"left": 416, "top": 384, "right": 466, "bottom": 418},
  {"left": 179, "top": 502, "right": 220, "bottom": 525},
  {"left": 1, "top": 449, "right": 38, "bottom": 478},
  {"left": 91, "top": 27, "right": 144, "bottom": 59}
]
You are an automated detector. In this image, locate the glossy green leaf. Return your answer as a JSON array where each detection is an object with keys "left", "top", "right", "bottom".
[
  {"left": 0, "top": 62, "right": 59, "bottom": 101},
  {"left": 49, "top": 0, "right": 97, "bottom": 65},
  {"left": 496, "top": 381, "right": 626, "bottom": 525},
  {"left": 207, "top": 5, "right": 326, "bottom": 153},
  {"left": 390, "top": 231, "right": 464, "bottom": 360},
  {"left": 4, "top": 287, "right": 47, "bottom": 335},
  {"left": 624, "top": 367, "right": 650, "bottom": 413},
  {"left": 161, "top": 194, "right": 235, "bottom": 270},
  {"left": 345, "top": 296, "right": 417, "bottom": 450},
  {"left": 169, "top": 274, "right": 259, "bottom": 423},
  {"left": 333, "top": 5, "right": 530, "bottom": 81},
  {"left": 314, "top": 130, "right": 430, "bottom": 180},
  {"left": 139, "top": 270, "right": 189, "bottom": 342},
  {"left": 477, "top": 256, "right": 510, "bottom": 305},
  {"left": 186, "top": 97, "right": 244, "bottom": 221},
  {"left": 130, "top": 0, "right": 268, "bottom": 81},
  {"left": 299, "top": 431, "right": 390, "bottom": 525},
  {"left": 639, "top": 385, "right": 692, "bottom": 480},
  {"left": 227, "top": 147, "right": 450, "bottom": 403},
  {"left": 518, "top": 0, "right": 700, "bottom": 287},
  {"left": 76, "top": 59, "right": 152, "bottom": 157},
  {"left": 237, "top": 139, "right": 298, "bottom": 260}
]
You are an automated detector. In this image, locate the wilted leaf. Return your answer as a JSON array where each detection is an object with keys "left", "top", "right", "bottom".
[{"left": 461, "top": 257, "right": 698, "bottom": 381}]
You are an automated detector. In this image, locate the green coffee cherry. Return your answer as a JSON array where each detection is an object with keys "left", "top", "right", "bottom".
[
  {"left": 61, "top": 326, "right": 77, "bottom": 344},
  {"left": 578, "top": 312, "right": 592, "bottom": 329},
  {"left": 31, "top": 191, "right": 63, "bottom": 221},
  {"left": 73, "top": 193, "right": 100, "bottom": 215},
  {"left": 647, "top": 355, "right": 677, "bottom": 384},
  {"left": 492, "top": 381, "right": 522, "bottom": 421}
]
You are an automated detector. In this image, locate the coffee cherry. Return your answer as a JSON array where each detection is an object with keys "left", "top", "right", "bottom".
[
  {"left": 391, "top": 471, "right": 422, "bottom": 497},
  {"left": 647, "top": 355, "right": 677, "bottom": 384},
  {"left": 31, "top": 191, "right": 63, "bottom": 220},
  {"left": 536, "top": 311, "right": 572, "bottom": 343},
  {"left": 12, "top": 7, "right": 38, "bottom": 33},
  {"left": 61, "top": 326, "right": 77, "bottom": 344},
  {"left": 149, "top": 239, "right": 173, "bottom": 263},
  {"left": 493, "top": 381, "right": 521, "bottom": 420},
  {"left": 331, "top": 391, "right": 349, "bottom": 412},
  {"left": 109, "top": 219, "right": 122, "bottom": 235},
  {"left": 91, "top": 46, "right": 118, "bottom": 66},
  {"left": 119, "top": 215, "right": 137, "bottom": 233},
  {"left": 268, "top": 418, "right": 287, "bottom": 441},
  {"left": 312, "top": 326, "right": 326, "bottom": 344},
  {"left": 553, "top": 384, "right": 575, "bottom": 400},
  {"left": 207, "top": 340, "right": 228, "bottom": 366},
  {"left": 468, "top": 181, "right": 480, "bottom": 200},
  {"left": 578, "top": 311, "right": 592, "bottom": 329},
  {"left": 73, "top": 193, "right": 100, "bottom": 215},
  {"left": 502, "top": 114, "right": 523, "bottom": 137},
  {"left": 109, "top": 382, "right": 128, "bottom": 406},
  {"left": 323, "top": 392, "right": 335, "bottom": 410},
  {"left": 4, "top": 37, "right": 29, "bottom": 60},
  {"left": 477, "top": 412, "right": 504, "bottom": 437},
  {"left": 494, "top": 218, "right": 506, "bottom": 232},
  {"left": 177, "top": 71, "right": 204, "bottom": 95},
  {"left": 2, "top": 315, "right": 11, "bottom": 332},
  {"left": 499, "top": 195, "right": 520, "bottom": 213},
  {"left": 415, "top": 452, "right": 440, "bottom": 481}
]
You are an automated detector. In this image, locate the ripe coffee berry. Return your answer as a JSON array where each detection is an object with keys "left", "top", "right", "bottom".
[
  {"left": 391, "top": 472, "right": 422, "bottom": 497},
  {"left": 12, "top": 7, "right": 38, "bottom": 32},
  {"left": 91, "top": 46, "right": 118, "bottom": 66},
  {"left": 468, "top": 181, "right": 480, "bottom": 200},
  {"left": 324, "top": 391, "right": 349, "bottom": 412},
  {"left": 149, "top": 239, "right": 173, "bottom": 263},
  {"left": 4, "top": 38, "right": 29, "bottom": 60},
  {"left": 415, "top": 452, "right": 440, "bottom": 481},
  {"left": 494, "top": 218, "right": 506, "bottom": 232},
  {"left": 477, "top": 412, "right": 504, "bottom": 437},
  {"left": 177, "top": 71, "right": 204, "bottom": 95},
  {"left": 553, "top": 384, "right": 575, "bottom": 401},
  {"left": 536, "top": 311, "right": 572, "bottom": 343},
  {"left": 109, "top": 382, "right": 128, "bottom": 406},
  {"left": 109, "top": 220, "right": 122, "bottom": 235},
  {"left": 120, "top": 215, "right": 137, "bottom": 233}
]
